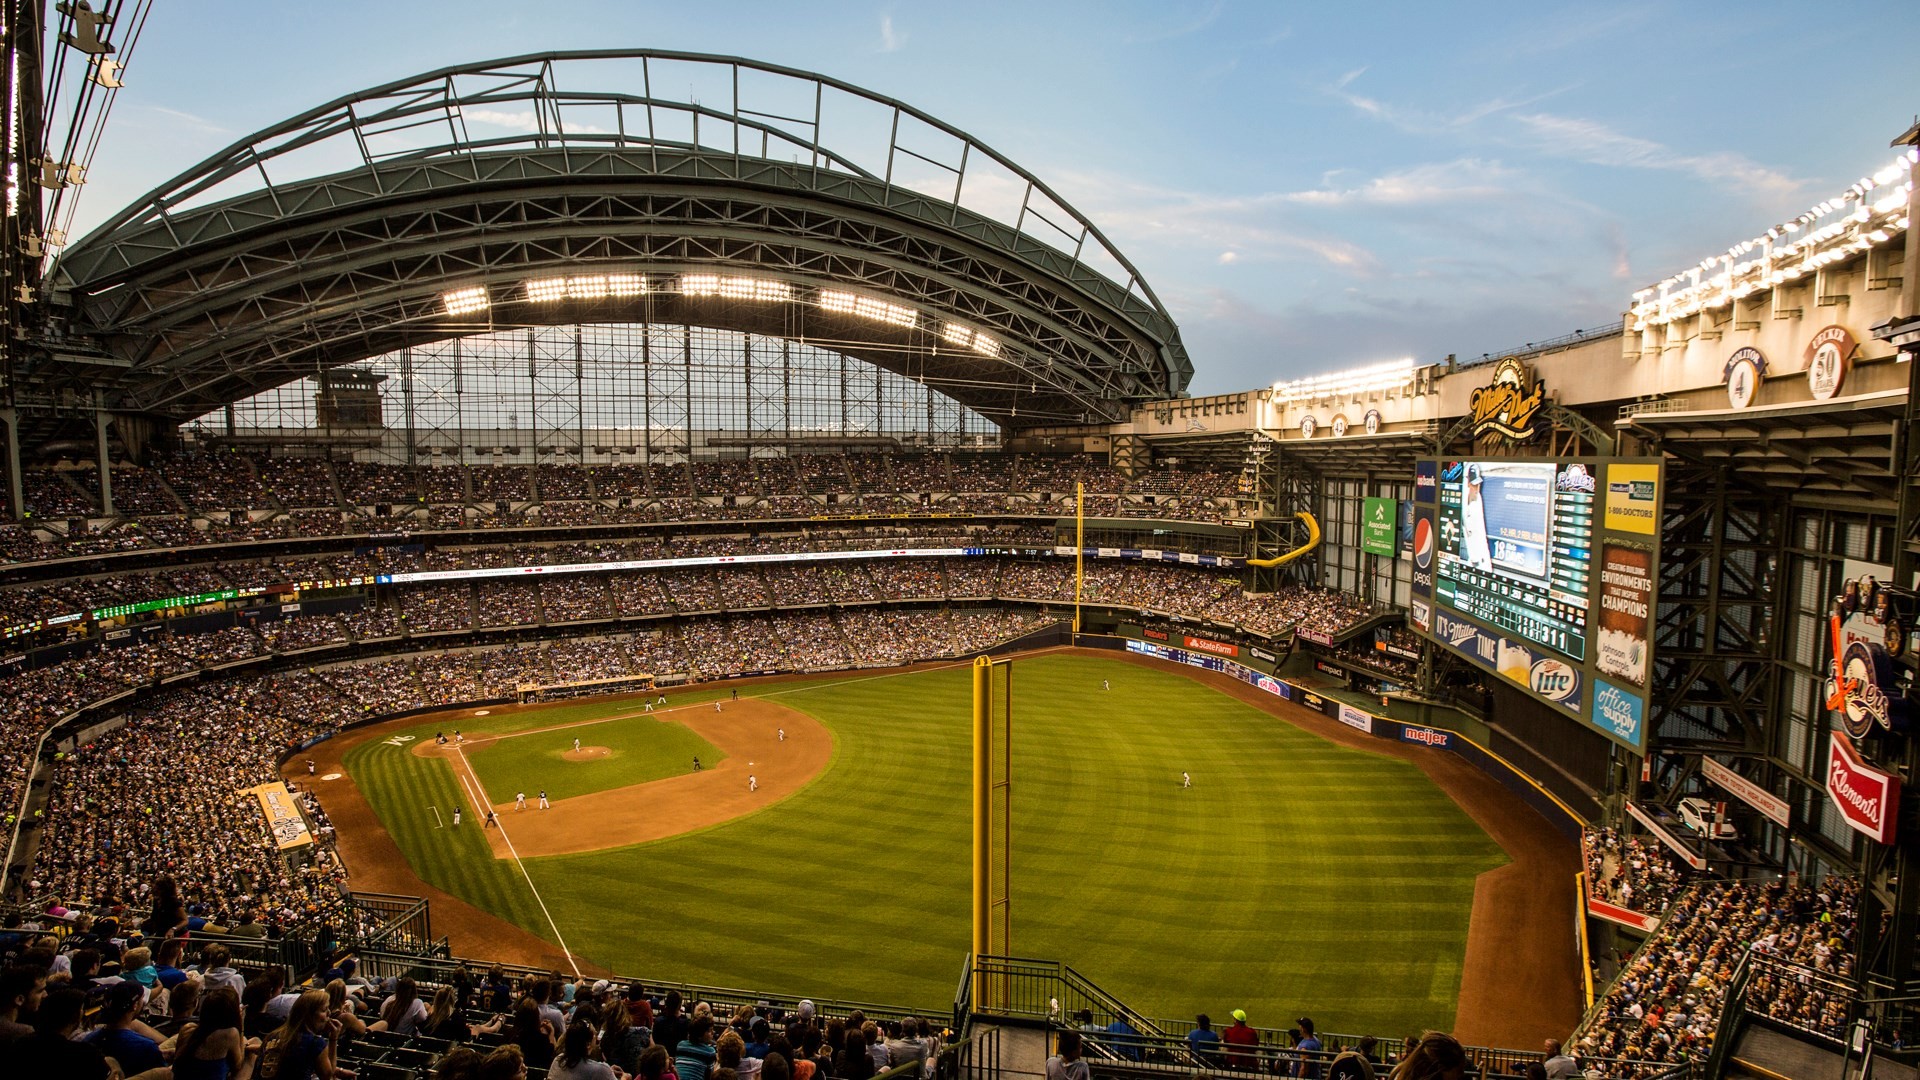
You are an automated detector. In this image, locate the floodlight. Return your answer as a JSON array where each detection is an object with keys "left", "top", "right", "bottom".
[
  {"left": 941, "top": 322, "right": 1002, "bottom": 357},
  {"left": 524, "top": 277, "right": 568, "bottom": 303},
  {"left": 820, "top": 290, "right": 916, "bottom": 328},
  {"left": 442, "top": 287, "right": 491, "bottom": 316},
  {"left": 681, "top": 274, "right": 793, "bottom": 301}
]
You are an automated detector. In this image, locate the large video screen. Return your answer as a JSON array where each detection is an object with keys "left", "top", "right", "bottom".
[
  {"left": 1436, "top": 460, "right": 1593, "bottom": 659},
  {"left": 1411, "top": 456, "right": 1660, "bottom": 753}
]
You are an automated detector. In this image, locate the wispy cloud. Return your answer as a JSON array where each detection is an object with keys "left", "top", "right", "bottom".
[
  {"left": 879, "top": 13, "right": 907, "bottom": 53},
  {"left": 1274, "top": 159, "right": 1518, "bottom": 207},
  {"left": 1328, "top": 71, "right": 1565, "bottom": 137},
  {"left": 1511, "top": 112, "right": 1803, "bottom": 197},
  {"left": 464, "top": 107, "right": 608, "bottom": 136},
  {"left": 1493, "top": 7, "right": 1648, "bottom": 56},
  {"left": 146, "top": 105, "right": 231, "bottom": 136},
  {"left": 1124, "top": 2, "right": 1224, "bottom": 44},
  {"left": 1046, "top": 167, "right": 1383, "bottom": 273}
]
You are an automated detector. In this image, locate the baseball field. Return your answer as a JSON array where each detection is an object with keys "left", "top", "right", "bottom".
[{"left": 334, "top": 651, "right": 1508, "bottom": 1036}]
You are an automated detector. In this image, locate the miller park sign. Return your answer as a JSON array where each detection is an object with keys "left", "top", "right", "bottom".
[{"left": 1467, "top": 357, "right": 1546, "bottom": 444}]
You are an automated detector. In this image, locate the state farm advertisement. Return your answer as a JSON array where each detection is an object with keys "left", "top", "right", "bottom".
[
  {"left": 1596, "top": 543, "right": 1652, "bottom": 687},
  {"left": 1182, "top": 635, "right": 1238, "bottom": 657},
  {"left": 1828, "top": 734, "right": 1901, "bottom": 844}
]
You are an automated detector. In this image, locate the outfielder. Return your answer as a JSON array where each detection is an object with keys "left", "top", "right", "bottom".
[{"left": 1182, "top": 772, "right": 1191, "bottom": 789}]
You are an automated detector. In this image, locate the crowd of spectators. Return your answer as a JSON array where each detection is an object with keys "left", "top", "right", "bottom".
[
  {"left": 31, "top": 672, "right": 356, "bottom": 926},
  {"left": 1577, "top": 875, "right": 1859, "bottom": 1070},
  {"left": 0, "top": 450, "right": 1251, "bottom": 563},
  {"left": 1584, "top": 828, "right": 1691, "bottom": 916},
  {"left": 0, "top": 931, "right": 956, "bottom": 1080}
]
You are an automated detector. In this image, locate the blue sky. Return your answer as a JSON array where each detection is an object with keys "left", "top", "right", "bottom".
[{"left": 69, "top": 1, "right": 1920, "bottom": 395}]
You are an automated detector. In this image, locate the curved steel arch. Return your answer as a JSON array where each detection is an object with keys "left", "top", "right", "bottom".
[{"left": 42, "top": 51, "right": 1191, "bottom": 430}]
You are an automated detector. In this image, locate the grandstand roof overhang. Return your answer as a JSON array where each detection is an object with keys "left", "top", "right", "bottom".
[
  {"left": 1619, "top": 390, "right": 1906, "bottom": 510},
  {"left": 34, "top": 51, "right": 1191, "bottom": 437}
]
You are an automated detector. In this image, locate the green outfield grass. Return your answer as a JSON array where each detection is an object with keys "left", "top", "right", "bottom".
[
  {"left": 463, "top": 711, "right": 721, "bottom": 804},
  {"left": 342, "top": 656, "right": 1505, "bottom": 1035}
]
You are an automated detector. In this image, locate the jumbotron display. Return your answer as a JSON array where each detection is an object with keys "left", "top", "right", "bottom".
[{"left": 1411, "top": 456, "right": 1663, "bottom": 753}]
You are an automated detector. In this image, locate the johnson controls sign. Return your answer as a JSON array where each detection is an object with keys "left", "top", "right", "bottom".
[{"left": 1827, "top": 734, "right": 1901, "bottom": 844}]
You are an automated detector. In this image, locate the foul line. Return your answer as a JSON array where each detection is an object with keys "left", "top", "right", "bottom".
[{"left": 450, "top": 746, "right": 581, "bottom": 979}]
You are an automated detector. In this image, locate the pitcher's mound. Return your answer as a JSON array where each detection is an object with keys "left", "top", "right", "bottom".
[{"left": 563, "top": 746, "right": 612, "bottom": 761}]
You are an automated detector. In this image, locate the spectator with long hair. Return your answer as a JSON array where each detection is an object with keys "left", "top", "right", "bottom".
[
  {"left": 1387, "top": 1032, "right": 1467, "bottom": 1080},
  {"left": 421, "top": 984, "right": 469, "bottom": 1043},
  {"left": 260, "top": 988, "right": 353, "bottom": 1080},
  {"left": 373, "top": 977, "right": 427, "bottom": 1035},
  {"left": 170, "top": 986, "right": 257, "bottom": 1080},
  {"left": 552, "top": 1019, "right": 622, "bottom": 1080},
  {"left": 602, "top": 992, "right": 648, "bottom": 1075}
]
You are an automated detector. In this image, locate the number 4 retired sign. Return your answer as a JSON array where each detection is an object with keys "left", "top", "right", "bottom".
[{"left": 1827, "top": 734, "right": 1901, "bottom": 844}]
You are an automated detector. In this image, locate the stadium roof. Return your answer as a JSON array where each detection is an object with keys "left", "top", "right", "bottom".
[{"left": 35, "top": 50, "right": 1192, "bottom": 442}]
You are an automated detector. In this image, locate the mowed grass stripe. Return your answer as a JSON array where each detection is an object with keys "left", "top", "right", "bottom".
[
  {"left": 344, "top": 736, "right": 546, "bottom": 936},
  {"left": 355, "top": 655, "right": 1504, "bottom": 1035}
]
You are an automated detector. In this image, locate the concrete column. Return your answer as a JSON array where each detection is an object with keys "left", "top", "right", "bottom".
[
  {"left": 1, "top": 408, "right": 21, "bottom": 522},
  {"left": 95, "top": 405, "right": 113, "bottom": 516}
]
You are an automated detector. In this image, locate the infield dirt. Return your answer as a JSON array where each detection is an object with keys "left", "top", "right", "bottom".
[{"left": 418, "top": 698, "right": 831, "bottom": 857}]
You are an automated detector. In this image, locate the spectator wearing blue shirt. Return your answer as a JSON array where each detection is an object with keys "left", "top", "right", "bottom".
[
  {"left": 84, "top": 981, "right": 166, "bottom": 1076},
  {"left": 1186, "top": 1014, "right": 1222, "bottom": 1063},
  {"left": 1293, "top": 1017, "right": 1324, "bottom": 1080},
  {"left": 1105, "top": 1016, "right": 1143, "bottom": 1062}
]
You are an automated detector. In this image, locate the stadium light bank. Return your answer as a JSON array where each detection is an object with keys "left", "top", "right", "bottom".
[{"left": 436, "top": 272, "right": 1003, "bottom": 358}]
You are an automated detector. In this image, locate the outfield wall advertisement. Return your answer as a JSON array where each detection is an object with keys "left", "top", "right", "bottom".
[{"left": 1415, "top": 456, "right": 1662, "bottom": 754}]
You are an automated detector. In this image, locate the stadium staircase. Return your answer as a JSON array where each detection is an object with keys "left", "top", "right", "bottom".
[{"left": 1700, "top": 949, "right": 1920, "bottom": 1080}]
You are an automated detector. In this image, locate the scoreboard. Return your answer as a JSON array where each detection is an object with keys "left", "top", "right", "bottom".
[
  {"left": 1434, "top": 460, "right": 1593, "bottom": 659},
  {"left": 1412, "top": 456, "right": 1661, "bottom": 753}
]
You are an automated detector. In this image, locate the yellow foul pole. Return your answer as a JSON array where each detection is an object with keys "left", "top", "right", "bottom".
[
  {"left": 971, "top": 655, "right": 991, "bottom": 972},
  {"left": 1074, "top": 481, "right": 1084, "bottom": 635}
]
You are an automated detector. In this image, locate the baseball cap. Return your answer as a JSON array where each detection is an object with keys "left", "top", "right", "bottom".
[
  {"left": 1232, "top": 1010, "right": 1247, "bottom": 1022},
  {"left": 592, "top": 980, "right": 611, "bottom": 996},
  {"left": 1296, "top": 1017, "right": 1315, "bottom": 1033},
  {"left": 797, "top": 999, "right": 816, "bottom": 1019}
]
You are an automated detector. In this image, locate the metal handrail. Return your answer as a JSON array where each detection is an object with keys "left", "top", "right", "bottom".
[{"left": 349, "top": 948, "right": 944, "bottom": 1027}]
